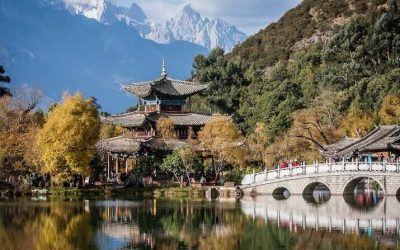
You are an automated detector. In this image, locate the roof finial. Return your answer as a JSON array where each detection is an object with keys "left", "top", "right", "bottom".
[{"left": 161, "top": 58, "right": 167, "bottom": 79}]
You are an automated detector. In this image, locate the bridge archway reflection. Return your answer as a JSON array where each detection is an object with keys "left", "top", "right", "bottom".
[
  {"left": 302, "top": 182, "right": 331, "bottom": 204},
  {"left": 343, "top": 176, "right": 384, "bottom": 195},
  {"left": 342, "top": 177, "right": 384, "bottom": 210},
  {"left": 272, "top": 187, "right": 291, "bottom": 200},
  {"left": 241, "top": 195, "right": 400, "bottom": 247}
]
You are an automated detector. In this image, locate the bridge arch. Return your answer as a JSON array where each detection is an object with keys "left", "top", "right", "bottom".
[
  {"left": 342, "top": 176, "right": 385, "bottom": 195},
  {"left": 302, "top": 181, "right": 331, "bottom": 196},
  {"left": 272, "top": 187, "right": 291, "bottom": 200},
  {"left": 395, "top": 186, "right": 400, "bottom": 200}
]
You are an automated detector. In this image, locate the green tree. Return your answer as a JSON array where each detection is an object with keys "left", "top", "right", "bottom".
[
  {"left": 160, "top": 150, "right": 184, "bottom": 187},
  {"left": 0, "top": 66, "right": 11, "bottom": 97},
  {"left": 192, "top": 48, "right": 249, "bottom": 115},
  {"left": 178, "top": 145, "right": 197, "bottom": 187},
  {"left": 36, "top": 93, "right": 100, "bottom": 185}
]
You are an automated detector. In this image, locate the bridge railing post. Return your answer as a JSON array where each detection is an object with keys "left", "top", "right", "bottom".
[
  {"left": 277, "top": 166, "right": 280, "bottom": 179},
  {"left": 342, "top": 158, "right": 345, "bottom": 171},
  {"left": 303, "top": 162, "right": 306, "bottom": 175},
  {"left": 356, "top": 158, "right": 359, "bottom": 171},
  {"left": 329, "top": 159, "right": 332, "bottom": 173},
  {"left": 253, "top": 169, "right": 255, "bottom": 184},
  {"left": 264, "top": 168, "right": 267, "bottom": 181}
]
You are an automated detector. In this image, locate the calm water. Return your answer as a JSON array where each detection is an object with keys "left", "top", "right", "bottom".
[{"left": 1, "top": 193, "right": 399, "bottom": 250}]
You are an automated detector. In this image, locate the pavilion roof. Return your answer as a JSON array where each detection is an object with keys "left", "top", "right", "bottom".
[
  {"left": 148, "top": 112, "right": 214, "bottom": 126},
  {"left": 323, "top": 125, "right": 400, "bottom": 158},
  {"left": 121, "top": 77, "right": 208, "bottom": 98},
  {"left": 141, "top": 138, "right": 188, "bottom": 151},
  {"left": 96, "top": 136, "right": 141, "bottom": 155},
  {"left": 323, "top": 137, "right": 360, "bottom": 154},
  {"left": 101, "top": 112, "right": 146, "bottom": 128}
]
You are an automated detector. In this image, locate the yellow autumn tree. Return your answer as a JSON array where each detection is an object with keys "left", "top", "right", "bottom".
[
  {"left": 199, "top": 115, "right": 245, "bottom": 182},
  {"left": 36, "top": 93, "right": 100, "bottom": 185},
  {"left": 100, "top": 123, "right": 123, "bottom": 139},
  {"left": 246, "top": 122, "right": 269, "bottom": 168},
  {"left": 0, "top": 89, "right": 43, "bottom": 178},
  {"left": 264, "top": 135, "right": 322, "bottom": 167},
  {"left": 340, "top": 106, "right": 375, "bottom": 138},
  {"left": 379, "top": 94, "right": 400, "bottom": 125},
  {"left": 157, "top": 117, "right": 177, "bottom": 139}
]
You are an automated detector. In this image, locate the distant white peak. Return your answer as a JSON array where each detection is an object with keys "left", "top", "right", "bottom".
[
  {"left": 147, "top": 3, "right": 247, "bottom": 52},
  {"left": 63, "top": 0, "right": 105, "bottom": 21},
  {"left": 178, "top": 4, "right": 201, "bottom": 20},
  {"left": 126, "top": 2, "right": 147, "bottom": 23}
]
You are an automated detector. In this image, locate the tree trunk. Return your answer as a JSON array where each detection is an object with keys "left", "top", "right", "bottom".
[{"left": 186, "top": 172, "right": 191, "bottom": 187}]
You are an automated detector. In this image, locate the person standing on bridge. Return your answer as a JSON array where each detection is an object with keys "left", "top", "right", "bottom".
[
  {"left": 379, "top": 153, "right": 384, "bottom": 162},
  {"left": 280, "top": 161, "right": 288, "bottom": 169},
  {"left": 333, "top": 151, "right": 339, "bottom": 162}
]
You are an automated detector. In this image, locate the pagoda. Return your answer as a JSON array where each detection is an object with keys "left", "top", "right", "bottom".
[{"left": 97, "top": 61, "right": 213, "bottom": 177}]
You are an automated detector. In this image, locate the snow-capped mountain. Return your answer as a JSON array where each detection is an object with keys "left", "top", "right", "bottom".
[
  {"left": 56, "top": 1, "right": 247, "bottom": 52},
  {"left": 0, "top": 0, "right": 207, "bottom": 112},
  {"left": 63, "top": 0, "right": 105, "bottom": 21},
  {"left": 146, "top": 4, "right": 247, "bottom": 52}
]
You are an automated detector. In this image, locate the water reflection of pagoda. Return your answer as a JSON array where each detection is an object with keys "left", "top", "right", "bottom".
[{"left": 97, "top": 61, "right": 213, "bottom": 177}]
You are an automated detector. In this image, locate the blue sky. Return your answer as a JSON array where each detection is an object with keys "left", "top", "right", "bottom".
[{"left": 110, "top": 0, "right": 301, "bottom": 35}]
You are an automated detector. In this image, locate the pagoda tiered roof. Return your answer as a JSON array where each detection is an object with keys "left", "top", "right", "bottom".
[{"left": 121, "top": 77, "right": 208, "bottom": 98}]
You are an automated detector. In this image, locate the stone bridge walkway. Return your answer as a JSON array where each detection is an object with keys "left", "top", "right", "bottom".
[{"left": 240, "top": 161, "right": 400, "bottom": 196}]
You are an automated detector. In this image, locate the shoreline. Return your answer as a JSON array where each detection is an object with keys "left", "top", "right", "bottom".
[{"left": 1, "top": 186, "right": 211, "bottom": 199}]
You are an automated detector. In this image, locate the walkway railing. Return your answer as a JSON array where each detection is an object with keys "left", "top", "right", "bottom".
[{"left": 241, "top": 160, "right": 400, "bottom": 186}]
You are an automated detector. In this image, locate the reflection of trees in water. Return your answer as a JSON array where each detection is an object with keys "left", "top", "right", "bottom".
[
  {"left": 294, "top": 229, "right": 382, "bottom": 250},
  {"left": 156, "top": 201, "right": 295, "bottom": 249},
  {"left": 0, "top": 201, "right": 97, "bottom": 250},
  {"left": 0, "top": 198, "right": 396, "bottom": 250}
]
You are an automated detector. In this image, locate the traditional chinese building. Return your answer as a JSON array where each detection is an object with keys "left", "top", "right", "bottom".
[
  {"left": 323, "top": 125, "right": 400, "bottom": 160},
  {"left": 97, "top": 62, "right": 213, "bottom": 178}
]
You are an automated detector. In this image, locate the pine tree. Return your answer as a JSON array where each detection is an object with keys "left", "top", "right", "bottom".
[{"left": 0, "top": 66, "right": 11, "bottom": 97}]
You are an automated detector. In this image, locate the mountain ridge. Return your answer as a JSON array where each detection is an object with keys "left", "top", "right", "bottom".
[
  {"left": 0, "top": 0, "right": 207, "bottom": 112},
  {"left": 59, "top": 0, "right": 247, "bottom": 52}
]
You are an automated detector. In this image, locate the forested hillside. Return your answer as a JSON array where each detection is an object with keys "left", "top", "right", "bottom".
[{"left": 191, "top": 0, "right": 400, "bottom": 165}]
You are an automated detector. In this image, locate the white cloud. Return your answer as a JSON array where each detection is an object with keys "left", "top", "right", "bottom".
[{"left": 110, "top": 0, "right": 300, "bottom": 35}]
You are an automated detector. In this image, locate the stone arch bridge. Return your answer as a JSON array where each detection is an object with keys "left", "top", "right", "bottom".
[{"left": 240, "top": 161, "right": 400, "bottom": 196}]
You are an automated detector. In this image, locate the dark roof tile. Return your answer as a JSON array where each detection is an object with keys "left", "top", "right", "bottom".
[{"left": 121, "top": 78, "right": 208, "bottom": 98}]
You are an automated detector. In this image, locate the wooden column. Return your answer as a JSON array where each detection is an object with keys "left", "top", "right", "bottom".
[
  {"left": 125, "top": 159, "right": 128, "bottom": 173},
  {"left": 107, "top": 153, "right": 111, "bottom": 180},
  {"left": 115, "top": 157, "right": 119, "bottom": 174}
]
